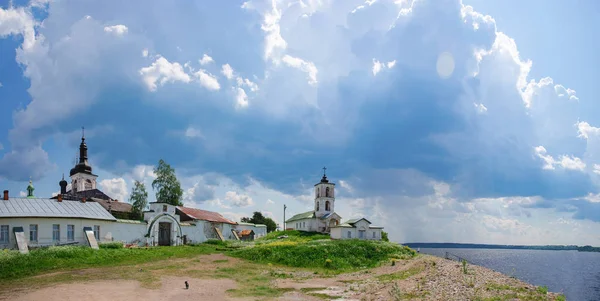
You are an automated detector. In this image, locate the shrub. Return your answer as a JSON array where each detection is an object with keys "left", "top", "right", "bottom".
[
  {"left": 204, "top": 239, "right": 228, "bottom": 246},
  {"left": 99, "top": 242, "right": 123, "bottom": 249},
  {"left": 536, "top": 286, "right": 548, "bottom": 294}
]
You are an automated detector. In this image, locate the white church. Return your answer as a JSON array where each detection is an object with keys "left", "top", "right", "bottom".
[{"left": 285, "top": 169, "right": 384, "bottom": 240}]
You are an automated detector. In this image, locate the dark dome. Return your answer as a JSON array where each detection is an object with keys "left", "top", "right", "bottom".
[
  {"left": 70, "top": 163, "right": 92, "bottom": 176},
  {"left": 59, "top": 179, "right": 68, "bottom": 186}
]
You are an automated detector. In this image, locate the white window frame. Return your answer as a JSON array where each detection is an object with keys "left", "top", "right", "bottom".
[
  {"left": 302, "top": 222, "right": 305, "bottom": 228},
  {"left": 67, "top": 225, "right": 75, "bottom": 242},
  {"left": 359, "top": 230, "right": 365, "bottom": 239},
  {"left": 93, "top": 225, "right": 100, "bottom": 240},
  {"left": 0, "top": 225, "right": 8, "bottom": 243},
  {"left": 372, "top": 231, "right": 376, "bottom": 238},
  {"left": 29, "top": 224, "right": 38, "bottom": 242},
  {"left": 347, "top": 231, "right": 351, "bottom": 238},
  {"left": 52, "top": 224, "right": 60, "bottom": 242}
]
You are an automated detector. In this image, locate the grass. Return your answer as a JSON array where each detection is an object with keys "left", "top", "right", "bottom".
[
  {"left": 0, "top": 244, "right": 220, "bottom": 280},
  {"left": 228, "top": 231, "right": 416, "bottom": 273},
  {"left": 481, "top": 282, "right": 560, "bottom": 301},
  {"left": 376, "top": 264, "right": 425, "bottom": 282}
]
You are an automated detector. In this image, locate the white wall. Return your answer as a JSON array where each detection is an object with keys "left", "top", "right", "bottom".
[
  {"left": 290, "top": 218, "right": 316, "bottom": 232},
  {"left": 181, "top": 222, "right": 206, "bottom": 244},
  {"left": 0, "top": 217, "right": 125, "bottom": 249},
  {"left": 104, "top": 221, "right": 147, "bottom": 245}
]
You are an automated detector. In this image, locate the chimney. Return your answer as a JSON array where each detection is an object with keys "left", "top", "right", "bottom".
[
  {"left": 3, "top": 190, "right": 8, "bottom": 200},
  {"left": 81, "top": 197, "right": 86, "bottom": 203},
  {"left": 57, "top": 194, "right": 63, "bottom": 202}
]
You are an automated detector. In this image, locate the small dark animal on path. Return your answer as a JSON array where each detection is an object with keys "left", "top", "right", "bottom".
[{"left": 185, "top": 281, "right": 189, "bottom": 289}]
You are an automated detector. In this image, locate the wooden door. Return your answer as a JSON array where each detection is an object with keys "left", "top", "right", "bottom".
[{"left": 158, "top": 222, "right": 171, "bottom": 246}]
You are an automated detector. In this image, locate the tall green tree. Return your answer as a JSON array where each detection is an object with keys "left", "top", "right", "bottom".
[
  {"left": 152, "top": 159, "right": 183, "bottom": 206},
  {"left": 129, "top": 181, "right": 148, "bottom": 219},
  {"left": 241, "top": 211, "right": 277, "bottom": 232},
  {"left": 381, "top": 231, "right": 390, "bottom": 242}
]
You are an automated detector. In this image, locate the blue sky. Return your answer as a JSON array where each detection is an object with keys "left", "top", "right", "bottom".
[{"left": 1, "top": 0, "right": 600, "bottom": 245}]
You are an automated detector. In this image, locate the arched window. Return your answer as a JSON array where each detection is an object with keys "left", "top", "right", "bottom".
[
  {"left": 325, "top": 201, "right": 330, "bottom": 211},
  {"left": 325, "top": 187, "right": 330, "bottom": 197},
  {"left": 85, "top": 179, "right": 92, "bottom": 190},
  {"left": 316, "top": 202, "right": 320, "bottom": 211},
  {"left": 316, "top": 188, "right": 319, "bottom": 197},
  {"left": 73, "top": 180, "right": 77, "bottom": 193}
]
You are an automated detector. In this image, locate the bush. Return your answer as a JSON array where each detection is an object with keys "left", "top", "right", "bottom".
[
  {"left": 203, "top": 239, "right": 228, "bottom": 246},
  {"left": 99, "top": 242, "right": 124, "bottom": 249}
]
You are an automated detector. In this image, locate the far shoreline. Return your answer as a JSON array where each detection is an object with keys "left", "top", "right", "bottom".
[{"left": 403, "top": 242, "right": 600, "bottom": 252}]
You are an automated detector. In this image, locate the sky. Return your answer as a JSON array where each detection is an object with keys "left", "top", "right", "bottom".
[{"left": 1, "top": 0, "right": 599, "bottom": 245}]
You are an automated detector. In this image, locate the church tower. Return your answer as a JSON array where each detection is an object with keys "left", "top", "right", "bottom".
[
  {"left": 69, "top": 127, "right": 97, "bottom": 193},
  {"left": 314, "top": 167, "right": 335, "bottom": 217}
]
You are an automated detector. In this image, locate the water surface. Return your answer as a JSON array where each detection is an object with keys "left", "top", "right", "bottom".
[{"left": 419, "top": 248, "right": 600, "bottom": 301}]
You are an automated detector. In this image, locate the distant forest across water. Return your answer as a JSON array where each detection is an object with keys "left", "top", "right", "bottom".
[{"left": 403, "top": 243, "right": 600, "bottom": 252}]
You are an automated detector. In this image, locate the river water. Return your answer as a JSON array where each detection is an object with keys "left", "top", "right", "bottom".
[{"left": 419, "top": 248, "right": 600, "bottom": 301}]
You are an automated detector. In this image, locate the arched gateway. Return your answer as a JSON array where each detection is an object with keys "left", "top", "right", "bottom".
[{"left": 144, "top": 202, "right": 183, "bottom": 246}]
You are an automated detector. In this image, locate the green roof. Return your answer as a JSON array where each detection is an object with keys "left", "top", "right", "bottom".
[
  {"left": 115, "top": 219, "right": 146, "bottom": 224},
  {"left": 286, "top": 210, "right": 315, "bottom": 223},
  {"left": 346, "top": 218, "right": 371, "bottom": 225}
]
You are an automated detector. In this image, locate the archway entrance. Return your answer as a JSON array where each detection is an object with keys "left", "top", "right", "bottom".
[{"left": 158, "top": 222, "right": 171, "bottom": 246}]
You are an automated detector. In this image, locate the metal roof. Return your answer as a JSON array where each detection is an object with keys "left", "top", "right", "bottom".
[
  {"left": 176, "top": 206, "right": 237, "bottom": 225},
  {"left": 0, "top": 198, "right": 117, "bottom": 221},
  {"left": 285, "top": 210, "right": 315, "bottom": 223}
]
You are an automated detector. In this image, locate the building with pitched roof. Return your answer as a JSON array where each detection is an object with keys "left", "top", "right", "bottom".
[
  {"left": 0, "top": 130, "right": 268, "bottom": 251},
  {"left": 285, "top": 168, "right": 342, "bottom": 233},
  {"left": 330, "top": 218, "right": 384, "bottom": 240},
  {"left": 285, "top": 169, "right": 384, "bottom": 240}
]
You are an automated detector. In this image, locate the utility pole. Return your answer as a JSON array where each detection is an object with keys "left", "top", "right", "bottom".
[{"left": 283, "top": 204, "right": 287, "bottom": 231}]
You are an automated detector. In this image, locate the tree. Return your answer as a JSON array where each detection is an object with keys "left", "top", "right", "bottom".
[
  {"left": 381, "top": 231, "right": 390, "bottom": 242},
  {"left": 152, "top": 159, "right": 183, "bottom": 206},
  {"left": 129, "top": 181, "right": 148, "bottom": 219},
  {"left": 241, "top": 211, "right": 277, "bottom": 232}
]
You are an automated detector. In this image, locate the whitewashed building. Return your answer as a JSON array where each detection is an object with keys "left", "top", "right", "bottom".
[
  {"left": 0, "top": 132, "right": 267, "bottom": 251},
  {"left": 330, "top": 218, "right": 384, "bottom": 240},
  {"left": 286, "top": 170, "right": 384, "bottom": 240}
]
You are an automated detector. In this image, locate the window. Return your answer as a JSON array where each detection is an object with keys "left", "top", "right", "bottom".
[
  {"left": 325, "top": 187, "right": 330, "bottom": 197},
  {"left": 163, "top": 205, "right": 168, "bottom": 212},
  {"left": 302, "top": 222, "right": 305, "bottom": 228},
  {"left": 325, "top": 201, "right": 330, "bottom": 211},
  {"left": 316, "top": 202, "right": 319, "bottom": 211},
  {"left": 67, "top": 225, "right": 75, "bottom": 241},
  {"left": 0, "top": 225, "right": 8, "bottom": 243},
  {"left": 73, "top": 180, "right": 77, "bottom": 193},
  {"left": 84, "top": 179, "right": 92, "bottom": 190},
  {"left": 347, "top": 231, "right": 351, "bottom": 238},
  {"left": 359, "top": 230, "right": 365, "bottom": 239},
  {"left": 93, "top": 225, "right": 100, "bottom": 240},
  {"left": 316, "top": 188, "right": 319, "bottom": 197},
  {"left": 52, "top": 224, "right": 60, "bottom": 242},
  {"left": 29, "top": 224, "right": 38, "bottom": 242},
  {"left": 372, "top": 232, "right": 376, "bottom": 238}
]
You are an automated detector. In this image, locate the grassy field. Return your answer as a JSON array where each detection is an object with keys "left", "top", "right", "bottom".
[
  {"left": 0, "top": 243, "right": 220, "bottom": 280},
  {"left": 0, "top": 231, "right": 411, "bottom": 281}
]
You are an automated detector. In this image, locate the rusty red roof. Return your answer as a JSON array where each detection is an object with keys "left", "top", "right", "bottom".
[
  {"left": 239, "top": 229, "right": 254, "bottom": 236},
  {"left": 176, "top": 206, "right": 237, "bottom": 224}
]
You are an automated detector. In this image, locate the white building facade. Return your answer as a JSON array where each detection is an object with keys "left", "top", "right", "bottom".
[{"left": 330, "top": 218, "right": 384, "bottom": 240}]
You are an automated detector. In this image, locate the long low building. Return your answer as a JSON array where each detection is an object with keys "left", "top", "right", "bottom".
[
  {"left": 0, "top": 134, "right": 267, "bottom": 251},
  {"left": 0, "top": 191, "right": 267, "bottom": 250}
]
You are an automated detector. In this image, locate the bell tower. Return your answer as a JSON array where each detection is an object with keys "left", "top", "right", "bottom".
[
  {"left": 69, "top": 127, "right": 98, "bottom": 192},
  {"left": 314, "top": 167, "right": 335, "bottom": 217}
]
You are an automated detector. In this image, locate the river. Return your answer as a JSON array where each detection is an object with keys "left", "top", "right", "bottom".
[{"left": 419, "top": 248, "right": 600, "bottom": 301}]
